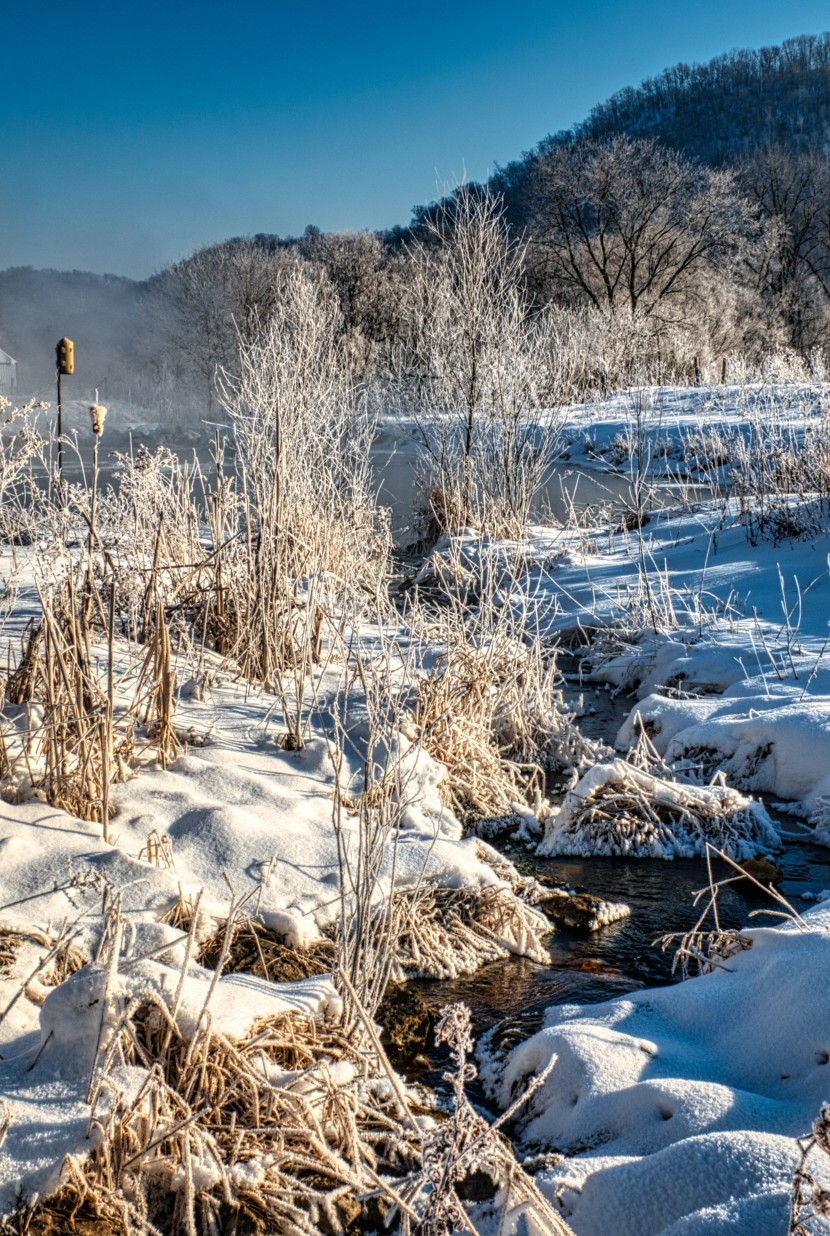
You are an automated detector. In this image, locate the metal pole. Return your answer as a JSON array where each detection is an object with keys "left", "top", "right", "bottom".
[{"left": 56, "top": 368, "right": 64, "bottom": 504}]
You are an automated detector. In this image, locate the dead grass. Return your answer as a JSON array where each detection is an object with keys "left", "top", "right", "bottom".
[
  {"left": 0, "top": 928, "right": 19, "bottom": 976},
  {"left": 80, "top": 999, "right": 421, "bottom": 1236},
  {"left": 133, "top": 601, "right": 181, "bottom": 769},
  {"left": 403, "top": 1002, "right": 575, "bottom": 1236},
  {"left": 199, "top": 916, "right": 335, "bottom": 984},
  {"left": 137, "top": 830, "right": 174, "bottom": 870},
  {"left": 0, "top": 925, "right": 88, "bottom": 1008},
  {"left": 379, "top": 884, "right": 549, "bottom": 982},
  {"left": 544, "top": 757, "right": 778, "bottom": 860},
  {"left": 157, "top": 887, "right": 201, "bottom": 935},
  {"left": 415, "top": 626, "right": 589, "bottom": 824},
  {"left": 1, "top": 1189, "right": 123, "bottom": 1235},
  {"left": 656, "top": 844, "right": 808, "bottom": 979}
]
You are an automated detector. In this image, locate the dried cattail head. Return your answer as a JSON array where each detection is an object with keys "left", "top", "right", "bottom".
[
  {"left": 89, "top": 404, "right": 107, "bottom": 435},
  {"left": 814, "top": 1102, "right": 830, "bottom": 1156}
]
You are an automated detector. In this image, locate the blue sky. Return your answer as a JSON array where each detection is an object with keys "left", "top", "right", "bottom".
[{"left": 4, "top": 0, "right": 830, "bottom": 278}]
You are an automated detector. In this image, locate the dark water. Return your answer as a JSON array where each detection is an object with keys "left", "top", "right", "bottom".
[
  {"left": 406, "top": 835, "right": 830, "bottom": 1108},
  {"left": 372, "top": 450, "right": 716, "bottom": 546}
]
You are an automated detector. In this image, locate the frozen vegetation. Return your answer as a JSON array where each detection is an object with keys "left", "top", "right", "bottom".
[{"left": 4, "top": 198, "right": 830, "bottom": 1234}]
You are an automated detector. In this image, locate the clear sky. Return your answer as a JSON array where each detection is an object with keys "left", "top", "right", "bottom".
[{"left": 4, "top": 0, "right": 830, "bottom": 279}]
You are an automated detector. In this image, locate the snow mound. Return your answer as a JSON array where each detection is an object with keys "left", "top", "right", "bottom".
[
  {"left": 538, "top": 759, "right": 778, "bottom": 860},
  {"left": 486, "top": 910, "right": 830, "bottom": 1235},
  {"left": 618, "top": 687, "right": 830, "bottom": 808}
]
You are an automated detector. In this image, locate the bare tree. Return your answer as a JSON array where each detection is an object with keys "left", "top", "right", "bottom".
[
  {"left": 527, "top": 136, "right": 753, "bottom": 325},
  {"left": 400, "top": 189, "right": 560, "bottom": 538},
  {"left": 742, "top": 145, "right": 830, "bottom": 351}
]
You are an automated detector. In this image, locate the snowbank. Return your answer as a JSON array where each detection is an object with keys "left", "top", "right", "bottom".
[
  {"left": 617, "top": 684, "right": 830, "bottom": 808},
  {"left": 0, "top": 551, "right": 550, "bottom": 1213},
  {"left": 484, "top": 905, "right": 830, "bottom": 1235}
]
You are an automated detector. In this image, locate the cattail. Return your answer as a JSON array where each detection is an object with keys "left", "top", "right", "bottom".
[{"left": 89, "top": 404, "right": 107, "bottom": 435}]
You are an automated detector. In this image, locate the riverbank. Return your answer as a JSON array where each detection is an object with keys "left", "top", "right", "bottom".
[{"left": 1, "top": 381, "right": 829, "bottom": 1232}]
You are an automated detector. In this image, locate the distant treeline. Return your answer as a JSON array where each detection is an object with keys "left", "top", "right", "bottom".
[
  {"left": 6, "top": 30, "right": 830, "bottom": 416},
  {"left": 565, "top": 31, "right": 830, "bottom": 161}
]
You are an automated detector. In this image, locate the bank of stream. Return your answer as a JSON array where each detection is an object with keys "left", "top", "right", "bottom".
[{"left": 402, "top": 665, "right": 830, "bottom": 1110}]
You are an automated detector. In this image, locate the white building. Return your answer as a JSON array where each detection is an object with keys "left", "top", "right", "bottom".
[{"left": 0, "top": 350, "right": 17, "bottom": 394}]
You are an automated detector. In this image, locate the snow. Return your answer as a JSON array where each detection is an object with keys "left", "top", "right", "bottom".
[
  {"left": 539, "top": 758, "right": 779, "bottom": 859},
  {"left": 617, "top": 687, "right": 830, "bottom": 805},
  {"left": 0, "top": 554, "right": 540, "bottom": 1212},
  {"left": 403, "top": 385, "right": 830, "bottom": 1231},
  {"left": 557, "top": 381, "right": 830, "bottom": 483},
  {"left": 3, "top": 381, "right": 830, "bottom": 1224},
  {"left": 413, "top": 388, "right": 830, "bottom": 822},
  {"left": 0, "top": 960, "right": 341, "bottom": 1210},
  {"left": 484, "top": 906, "right": 830, "bottom": 1235}
]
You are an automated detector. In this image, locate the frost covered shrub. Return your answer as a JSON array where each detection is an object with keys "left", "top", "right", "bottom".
[
  {"left": 790, "top": 1101, "right": 830, "bottom": 1236},
  {"left": 377, "top": 883, "right": 549, "bottom": 981},
  {"left": 409, "top": 1002, "right": 574, "bottom": 1236},
  {"left": 219, "top": 263, "right": 390, "bottom": 701},
  {"left": 539, "top": 758, "right": 779, "bottom": 860},
  {"left": 759, "top": 347, "right": 815, "bottom": 385},
  {"left": 409, "top": 536, "right": 600, "bottom": 820},
  {"left": 730, "top": 403, "right": 830, "bottom": 544},
  {"left": 544, "top": 305, "right": 690, "bottom": 398},
  {"left": 679, "top": 423, "right": 735, "bottom": 473},
  {"left": 94, "top": 445, "right": 213, "bottom": 633},
  {"left": 400, "top": 190, "right": 561, "bottom": 539},
  {"left": 0, "top": 396, "right": 48, "bottom": 543},
  {"left": 415, "top": 626, "right": 571, "bottom": 820}
]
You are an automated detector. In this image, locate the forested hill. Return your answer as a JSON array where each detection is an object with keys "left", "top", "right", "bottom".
[
  {"left": 8, "top": 30, "right": 830, "bottom": 411},
  {"left": 561, "top": 31, "right": 830, "bottom": 163}
]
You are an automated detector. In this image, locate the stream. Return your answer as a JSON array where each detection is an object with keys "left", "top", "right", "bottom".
[
  {"left": 61, "top": 427, "right": 820, "bottom": 1110},
  {"left": 61, "top": 430, "right": 714, "bottom": 543},
  {"left": 371, "top": 443, "right": 717, "bottom": 547},
  {"left": 402, "top": 670, "right": 830, "bottom": 1106}
]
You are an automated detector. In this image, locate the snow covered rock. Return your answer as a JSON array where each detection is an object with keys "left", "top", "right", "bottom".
[{"left": 536, "top": 887, "right": 631, "bottom": 931}]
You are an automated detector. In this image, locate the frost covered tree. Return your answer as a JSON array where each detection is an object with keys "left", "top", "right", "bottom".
[
  {"left": 400, "top": 188, "right": 560, "bottom": 537},
  {"left": 297, "top": 227, "right": 407, "bottom": 379},
  {"left": 526, "top": 136, "right": 753, "bottom": 323},
  {"left": 743, "top": 145, "right": 830, "bottom": 352},
  {"left": 160, "top": 239, "right": 292, "bottom": 410}
]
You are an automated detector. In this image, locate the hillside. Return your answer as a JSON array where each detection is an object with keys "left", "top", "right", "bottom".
[
  {"left": 559, "top": 31, "right": 830, "bottom": 163},
  {"left": 6, "top": 30, "right": 830, "bottom": 415}
]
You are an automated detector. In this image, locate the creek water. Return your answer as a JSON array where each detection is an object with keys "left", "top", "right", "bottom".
[
  {"left": 403, "top": 673, "right": 830, "bottom": 1105},
  {"left": 371, "top": 446, "right": 716, "bottom": 547},
  {"left": 59, "top": 429, "right": 716, "bottom": 549}
]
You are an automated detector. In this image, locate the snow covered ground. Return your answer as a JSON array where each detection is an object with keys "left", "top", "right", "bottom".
[
  {"left": 483, "top": 902, "right": 830, "bottom": 1235},
  {"left": 1, "top": 380, "right": 830, "bottom": 1229},
  {"left": 558, "top": 380, "right": 830, "bottom": 480},
  {"left": 0, "top": 550, "right": 548, "bottom": 1214},
  {"left": 416, "top": 492, "right": 830, "bottom": 818}
]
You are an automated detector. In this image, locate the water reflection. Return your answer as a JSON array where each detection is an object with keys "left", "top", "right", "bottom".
[{"left": 408, "top": 836, "right": 830, "bottom": 1100}]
